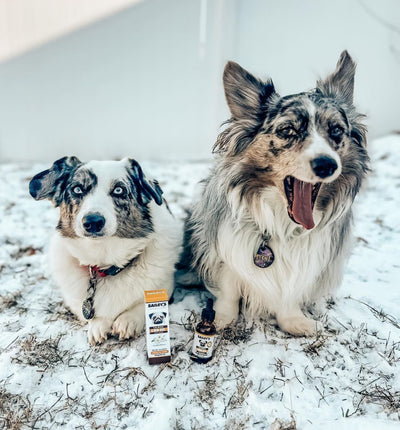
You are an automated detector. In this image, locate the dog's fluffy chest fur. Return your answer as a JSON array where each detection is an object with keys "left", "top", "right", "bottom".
[
  {"left": 50, "top": 203, "right": 180, "bottom": 323},
  {"left": 214, "top": 191, "right": 352, "bottom": 317}
]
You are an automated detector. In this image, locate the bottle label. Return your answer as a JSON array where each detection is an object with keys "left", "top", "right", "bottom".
[{"left": 192, "top": 331, "right": 216, "bottom": 359}]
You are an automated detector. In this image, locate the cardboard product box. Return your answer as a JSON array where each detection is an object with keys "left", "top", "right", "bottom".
[{"left": 144, "top": 289, "right": 171, "bottom": 364}]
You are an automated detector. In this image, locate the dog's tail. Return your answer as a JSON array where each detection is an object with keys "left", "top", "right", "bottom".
[{"left": 174, "top": 264, "right": 203, "bottom": 288}]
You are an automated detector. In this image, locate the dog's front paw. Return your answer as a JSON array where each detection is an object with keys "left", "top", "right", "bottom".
[
  {"left": 214, "top": 301, "right": 238, "bottom": 330},
  {"left": 112, "top": 309, "right": 145, "bottom": 340},
  {"left": 277, "top": 314, "right": 322, "bottom": 337},
  {"left": 215, "top": 307, "right": 238, "bottom": 330},
  {"left": 87, "top": 318, "right": 113, "bottom": 345},
  {"left": 215, "top": 313, "right": 237, "bottom": 330}
]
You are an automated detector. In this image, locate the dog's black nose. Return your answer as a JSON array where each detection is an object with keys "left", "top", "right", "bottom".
[
  {"left": 310, "top": 156, "right": 338, "bottom": 179},
  {"left": 82, "top": 214, "right": 105, "bottom": 234}
]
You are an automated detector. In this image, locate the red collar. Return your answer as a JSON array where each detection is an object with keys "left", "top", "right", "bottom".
[
  {"left": 86, "top": 256, "right": 139, "bottom": 279},
  {"left": 90, "top": 265, "right": 108, "bottom": 278}
]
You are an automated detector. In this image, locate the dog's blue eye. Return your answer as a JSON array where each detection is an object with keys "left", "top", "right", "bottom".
[
  {"left": 112, "top": 186, "right": 124, "bottom": 196},
  {"left": 72, "top": 186, "right": 83, "bottom": 195}
]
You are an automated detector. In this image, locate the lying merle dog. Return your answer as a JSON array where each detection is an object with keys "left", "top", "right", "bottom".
[{"left": 30, "top": 157, "right": 181, "bottom": 345}]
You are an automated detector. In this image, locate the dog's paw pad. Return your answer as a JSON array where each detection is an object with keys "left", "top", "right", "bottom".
[
  {"left": 87, "top": 318, "right": 112, "bottom": 345},
  {"left": 278, "top": 315, "right": 321, "bottom": 337},
  {"left": 112, "top": 312, "right": 144, "bottom": 340}
]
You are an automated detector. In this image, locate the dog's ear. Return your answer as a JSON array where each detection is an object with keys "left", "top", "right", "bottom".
[
  {"left": 29, "top": 156, "right": 81, "bottom": 206},
  {"left": 317, "top": 50, "right": 356, "bottom": 104},
  {"left": 128, "top": 159, "right": 163, "bottom": 206},
  {"left": 223, "top": 61, "right": 276, "bottom": 121},
  {"left": 163, "top": 312, "right": 167, "bottom": 317},
  {"left": 149, "top": 313, "right": 154, "bottom": 319}
]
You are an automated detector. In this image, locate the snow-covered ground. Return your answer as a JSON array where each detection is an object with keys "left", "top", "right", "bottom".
[{"left": 0, "top": 136, "right": 399, "bottom": 429}]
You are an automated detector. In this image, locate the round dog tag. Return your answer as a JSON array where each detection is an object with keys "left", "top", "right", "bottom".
[
  {"left": 254, "top": 244, "right": 274, "bottom": 268},
  {"left": 82, "top": 298, "right": 95, "bottom": 320}
]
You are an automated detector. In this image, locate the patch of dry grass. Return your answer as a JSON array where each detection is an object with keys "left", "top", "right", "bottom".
[
  {"left": 12, "top": 335, "right": 67, "bottom": 370},
  {"left": 44, "top": 300, "right": 83, "bottom": 327},
  {"left": 220, "top": 319, "right": 255, "bottom": 345},
  {"left": 194, "top": 372, "right": 222, "bottom": 414},
  {"left": 357, "top": 383, "right": 400, "bottom": 414},
  {"left": 0, "top": 292, "right": 23, "bottom": 310},
  {"left": 224, "top": 380, "right": 252, "bottom": 412},
  {"left": 303, "top": 331, "right": 331, "bottom": 355},
  {"left": 0, "top": 386, "right": 33, "bottom": 430},
  {"left": 347, "top": 297, "right": 400, "bottom": 329}
]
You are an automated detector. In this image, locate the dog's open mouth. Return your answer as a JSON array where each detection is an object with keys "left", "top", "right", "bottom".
[{"left": 284, "top": 176, "right": 321, "bottom": 230}]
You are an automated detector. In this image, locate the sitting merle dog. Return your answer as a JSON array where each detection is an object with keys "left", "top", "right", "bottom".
[
  {"left": 29, "top": 157, "right": 180, "bottom": 345},
  {"left": 182, "top": 51, "right": 369, "bottom": 336}
]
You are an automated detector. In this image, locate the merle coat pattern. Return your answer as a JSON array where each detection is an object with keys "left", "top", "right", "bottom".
[
  {"left": 182, "top": 51, "right": 369, "bottom": 335},
  {"left": 30, "top": 157, "right": 181, "bottom": 345}
]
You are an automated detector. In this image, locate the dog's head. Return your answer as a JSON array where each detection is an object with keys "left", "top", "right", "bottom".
[
  {"left": 215, "top": 51, "right": 369, "bottom": 230},
  {"left": 149, "top": 312, "right": 167, "bottom": 325},
  {"left": 29, "top": 157, "right": 163, "bottom": 238}
]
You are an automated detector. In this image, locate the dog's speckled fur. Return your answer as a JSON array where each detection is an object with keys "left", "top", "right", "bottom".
[
  {"left": 182, "top": 51, "right": 369, "bottom": 336},
  {"left": 30, "top": 157, "right": 181, "bottom": 344}
]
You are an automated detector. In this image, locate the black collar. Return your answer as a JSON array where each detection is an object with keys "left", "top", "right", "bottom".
[{"left": 88, "top": 255, "right": 139, "bottom": 278}]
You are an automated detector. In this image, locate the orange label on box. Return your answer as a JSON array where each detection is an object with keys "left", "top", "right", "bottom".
[
  {"left": 144, "top": 289, "right": 169, "bottom": 303},
  {"left": 151, "top": 349, "right": 169, "bottom": 356}
]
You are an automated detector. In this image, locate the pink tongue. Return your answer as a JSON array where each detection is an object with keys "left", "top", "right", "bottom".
[{"left": 292, "top": 179, "right": 315, "bottom": 230}]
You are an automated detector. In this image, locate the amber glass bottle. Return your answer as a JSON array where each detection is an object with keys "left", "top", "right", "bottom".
[{"left": 191, "top": 299, "right": 217, "bottom": 363}]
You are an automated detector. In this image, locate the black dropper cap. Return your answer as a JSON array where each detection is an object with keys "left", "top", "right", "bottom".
[{"left": 201, "top": 299, "right": 215, "bottom": 322}]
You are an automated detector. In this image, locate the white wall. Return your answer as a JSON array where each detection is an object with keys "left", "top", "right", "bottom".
[
  {"left": 0, "top": 0, "right": 399, "bottom": 162},
  {"left": 0, "top": 0, "right": 226, "bottom": 162},
  {"left": 0, "top": 0, "right": 140, "bottom": 62}
]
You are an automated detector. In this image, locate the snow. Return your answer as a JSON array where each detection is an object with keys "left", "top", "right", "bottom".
[{"left": 0, "top": 135, "right": 399, "bottom": 429}]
